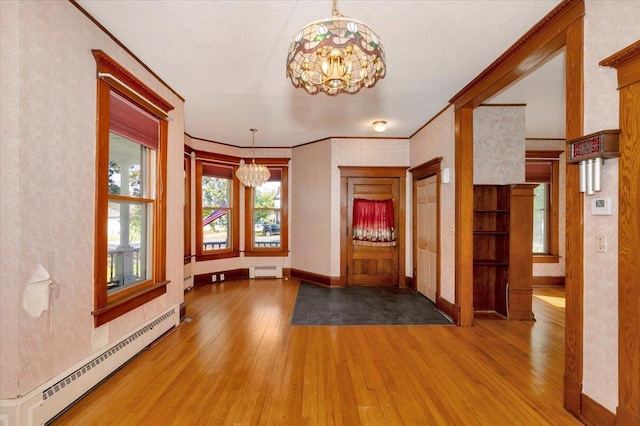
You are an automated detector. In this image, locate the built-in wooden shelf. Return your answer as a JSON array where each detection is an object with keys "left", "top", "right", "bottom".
[{"left": 473, "top": 184, "right": 536, "bottom": 320}]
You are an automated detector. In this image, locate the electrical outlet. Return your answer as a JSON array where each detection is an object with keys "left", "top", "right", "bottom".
[
  {"left": 596, "top": 235, "right": 607, "bottom": 253},
  {"left": 220, "top": 273, "right": 225, "bottom": 281},
  {"left": 211, "top": 274, "right": 217, "bottom": 282}
]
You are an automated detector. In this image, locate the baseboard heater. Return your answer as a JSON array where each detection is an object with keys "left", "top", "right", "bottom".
[
  {"left": 0, "top": 305, "right": 179, "bottom": 426},
  {"left": 249, "top": 266, "right": 283, "bottom": 279}
]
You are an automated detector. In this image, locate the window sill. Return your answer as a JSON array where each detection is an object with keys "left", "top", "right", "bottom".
[
  {"left": 196, "top": 251, "right": 240, "bottom": 262},
  {"left": 533, "top": 255, "right": 561, "bottom": 264},
  {"left": 244, "top": 250, "right": 289, "bottom": 257},
  {"left": 92, "top": 280, "right": 169, "bottom": 327}
]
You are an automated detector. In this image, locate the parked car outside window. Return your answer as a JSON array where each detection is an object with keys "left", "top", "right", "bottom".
[{"left": 262, "top": 223, "right": 280, "bottom": 236}]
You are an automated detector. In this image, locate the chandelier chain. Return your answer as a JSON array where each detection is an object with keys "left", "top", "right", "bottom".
[{"left": 332, "top": 0, "right": 340, "bottom": 16}]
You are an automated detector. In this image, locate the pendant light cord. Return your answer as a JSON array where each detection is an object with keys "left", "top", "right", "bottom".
[{"left": 250, "top": 128, "right": 257, "bottom": 165}]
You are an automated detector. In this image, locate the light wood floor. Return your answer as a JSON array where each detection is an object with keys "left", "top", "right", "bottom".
[{"left": 53, "top": 280, "right": 580, "bottom": 425}]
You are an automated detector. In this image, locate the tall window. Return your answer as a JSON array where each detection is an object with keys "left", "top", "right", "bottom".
[
  {"left": 525, "top": 151, "right": 561, "bottom": 262},
  {"left": 532, "top": 182, "right": 550, "bottom": 253},
  {"left": 195, "top": 154, "right": 239, "bottom": 260},
  {"left": 93, "top": 50, "right": 173, "bottom": 326},
  {"left": 245, "top": 163, "right": 288, "bottom": 256},
  {"left": 107, "top": 92, "right": 157, "bottom": 291},
  {"left": 184, "top": 150, "right": 192, "bottom": 264}
]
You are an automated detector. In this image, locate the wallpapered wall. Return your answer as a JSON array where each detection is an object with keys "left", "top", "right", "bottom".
[
  {"left": 581, "top": 0, "right": 640, "bottom": 413},
  {"left": 409, "top": 107, "right": 456, "bottom": 303},
  {"left": 0, "top": 1, "right": 185, "bottom": 398},
  {"left": 473, "top": 106, "right": 526, "bottom": 185},
  {"left": 290, "top": 141, "right": 332, "bottom": 276}
]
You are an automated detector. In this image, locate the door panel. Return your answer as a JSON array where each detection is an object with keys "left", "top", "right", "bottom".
[
  {"left": 347, "top": 177, "right": 399, "bottom": 287},
  {"left": 417, "top": 175, "right": 438, "bottom": 301}
]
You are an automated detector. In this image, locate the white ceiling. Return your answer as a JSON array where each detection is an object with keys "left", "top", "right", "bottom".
[{"left": 76, "top": 0, "right": 564, "bottom": 147}]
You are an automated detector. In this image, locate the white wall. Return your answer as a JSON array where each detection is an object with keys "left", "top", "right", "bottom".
[
  {"left": 409, "top": 107, "right": 456, "bottom": 303},
  {"left": 0, "top": 0, "right": 185, "bottom": 398},
  {"left": 581, "top": 0, "right": 640, "bottom": 413}
]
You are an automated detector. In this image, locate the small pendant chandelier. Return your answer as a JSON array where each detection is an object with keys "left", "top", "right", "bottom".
[
  {"left": 286, "top": 0, "right": 386, "bottom": 96},
  {"left": 236, "top": 129, "right": 270, "bottom": 187}
]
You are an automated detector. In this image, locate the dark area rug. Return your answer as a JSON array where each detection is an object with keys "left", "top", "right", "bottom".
[{"left": 291, "top": 282, "right": 452, "bottom": 326}]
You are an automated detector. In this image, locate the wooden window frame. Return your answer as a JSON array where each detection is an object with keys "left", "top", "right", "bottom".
[
  {"left": 526, "top": 150, "right": 562, "bottom": 263},
  {"left": 244, "top": 161, "right": 289, "bottom": 257},
  {"left": 92, "top": 50, "right": 173, "bottom": 327},
  {"left": 195, "top": 151, "right": 240, "bottom": 261},
  {"left": 184, "top": 148, "right": 192, "bottom": 264}
]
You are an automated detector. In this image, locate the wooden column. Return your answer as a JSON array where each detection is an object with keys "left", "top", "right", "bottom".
[
  {"left": 563, "top": 15, "right": 585, "bottom": 417},
  {"left": 455, "top": 107, "right": 474, "bottom": 326},
  {"left": 601, "top": 40, "right": 640, "bottom": 426},
  {"left": 507, "top": 184, "right": 536, "bottom": 321}
]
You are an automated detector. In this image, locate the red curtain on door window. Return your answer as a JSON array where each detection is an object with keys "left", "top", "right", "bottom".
[{"left": 352, "top": 198, "right": 397, "bottom": 246}]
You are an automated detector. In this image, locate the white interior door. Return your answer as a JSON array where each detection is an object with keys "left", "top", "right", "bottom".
[{"left": 417, "top": 175, "right": 437, "bottom": 301}]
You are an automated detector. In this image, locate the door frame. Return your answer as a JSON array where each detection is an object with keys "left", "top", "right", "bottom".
[
  {"left": 448, "top": 0, "right": 585, "bottom": 415},
  {"left": 339, "top": 166, "right": 408, "bottom": 288},
  {"left": 409, "top": 157, "right": 443, "bottom": 307}
]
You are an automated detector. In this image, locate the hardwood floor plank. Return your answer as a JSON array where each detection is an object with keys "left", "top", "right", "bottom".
[{"left": 52, "top": 280, "right": 579, "bottom": 425}]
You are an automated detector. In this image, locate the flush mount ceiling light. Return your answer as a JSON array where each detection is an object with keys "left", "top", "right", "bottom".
[
  {"left": 286, "top": 0, "right": 386, "bottom": 96},
  {"left": 236, "top": 129, "right": 271, "bottom": 187},
  {"left": 372, "top": 120, "right": 387, "bottom": 133}
]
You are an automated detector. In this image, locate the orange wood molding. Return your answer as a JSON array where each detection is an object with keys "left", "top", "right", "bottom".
[
  {"left": 526, "top": 150, "right": 564, "bottom": 159},
  {"left": 437, "top": 296, "right": 459, "bottom": 325},
  {"left": 290, "top": 269, "right": 333, "bottom": 287},
  {"left": 92, "top": 281, "right": 169, "bottom": 327},
  {"left": 601, "top": 39, "right": 640, "bottom": 425},
  {"left": 580, "top": 393, "right": 615, "bottom": 426},
  {"left": 563, "top": 15, "right": 585, "bottom": 417},
  {"left": 194, "top": 269, "right": 249, "bottom": 285},
  {"left": 449, "top": 0, "right": 584, "bottom": 108},
  {"left": 455, "top": 107, "right": 474, "bottom": 327},
  {"left": 532, "top": 276, "right": 565, "bottom": 287},
  {"left": 600, "top": 40, "right": 640, "bottom": 89},
  {"left": 92, "top": 50, "right": 174, "bottom": 113}
]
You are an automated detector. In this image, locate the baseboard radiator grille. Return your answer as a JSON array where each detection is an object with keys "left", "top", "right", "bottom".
[
  {"left": 250, "top": 266, "right": 283, "bottom": 279},
  {"left": 184, "top": 274, "right": 193, "bottom": 290},
  {"left": 0, "top": 305, "right": 179, "bottom": 426}
]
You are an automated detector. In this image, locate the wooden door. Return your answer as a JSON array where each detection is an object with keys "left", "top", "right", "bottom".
[
  {"left": 417, "top": 175, "right": 438, "bottom": 301},
  {"left": 346, "top": 177, "right": 399, "bottom": 287}
]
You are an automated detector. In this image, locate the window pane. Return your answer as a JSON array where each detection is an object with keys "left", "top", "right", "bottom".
[
  {"left": 109, "top": 133, "right": 156, "bottom": 198},
  {"left": 202, "top": 176, "right": 229, "bottom": 208},
  {"left": 254, "top": 181, "right": 281, "bottom": 208},
  {"left": 107, "top": 201, "right": 151, "bottom": 293},
  {"left": 254, "top": 210, "right": 281, "bottom": 248},
  {"left": 533, "top": 183, "right": 549, "bottom": 254},
  {"left": 203, "top": 208, "right": 229, "bottom": 251}
]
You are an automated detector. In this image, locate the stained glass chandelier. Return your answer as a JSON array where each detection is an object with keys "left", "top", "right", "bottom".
[
  {"left": 286, "top": 0, "right": 386, "bottom": 96},
  {"left": 236, "top": 129, "right": 270, "bottom": 187}
]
